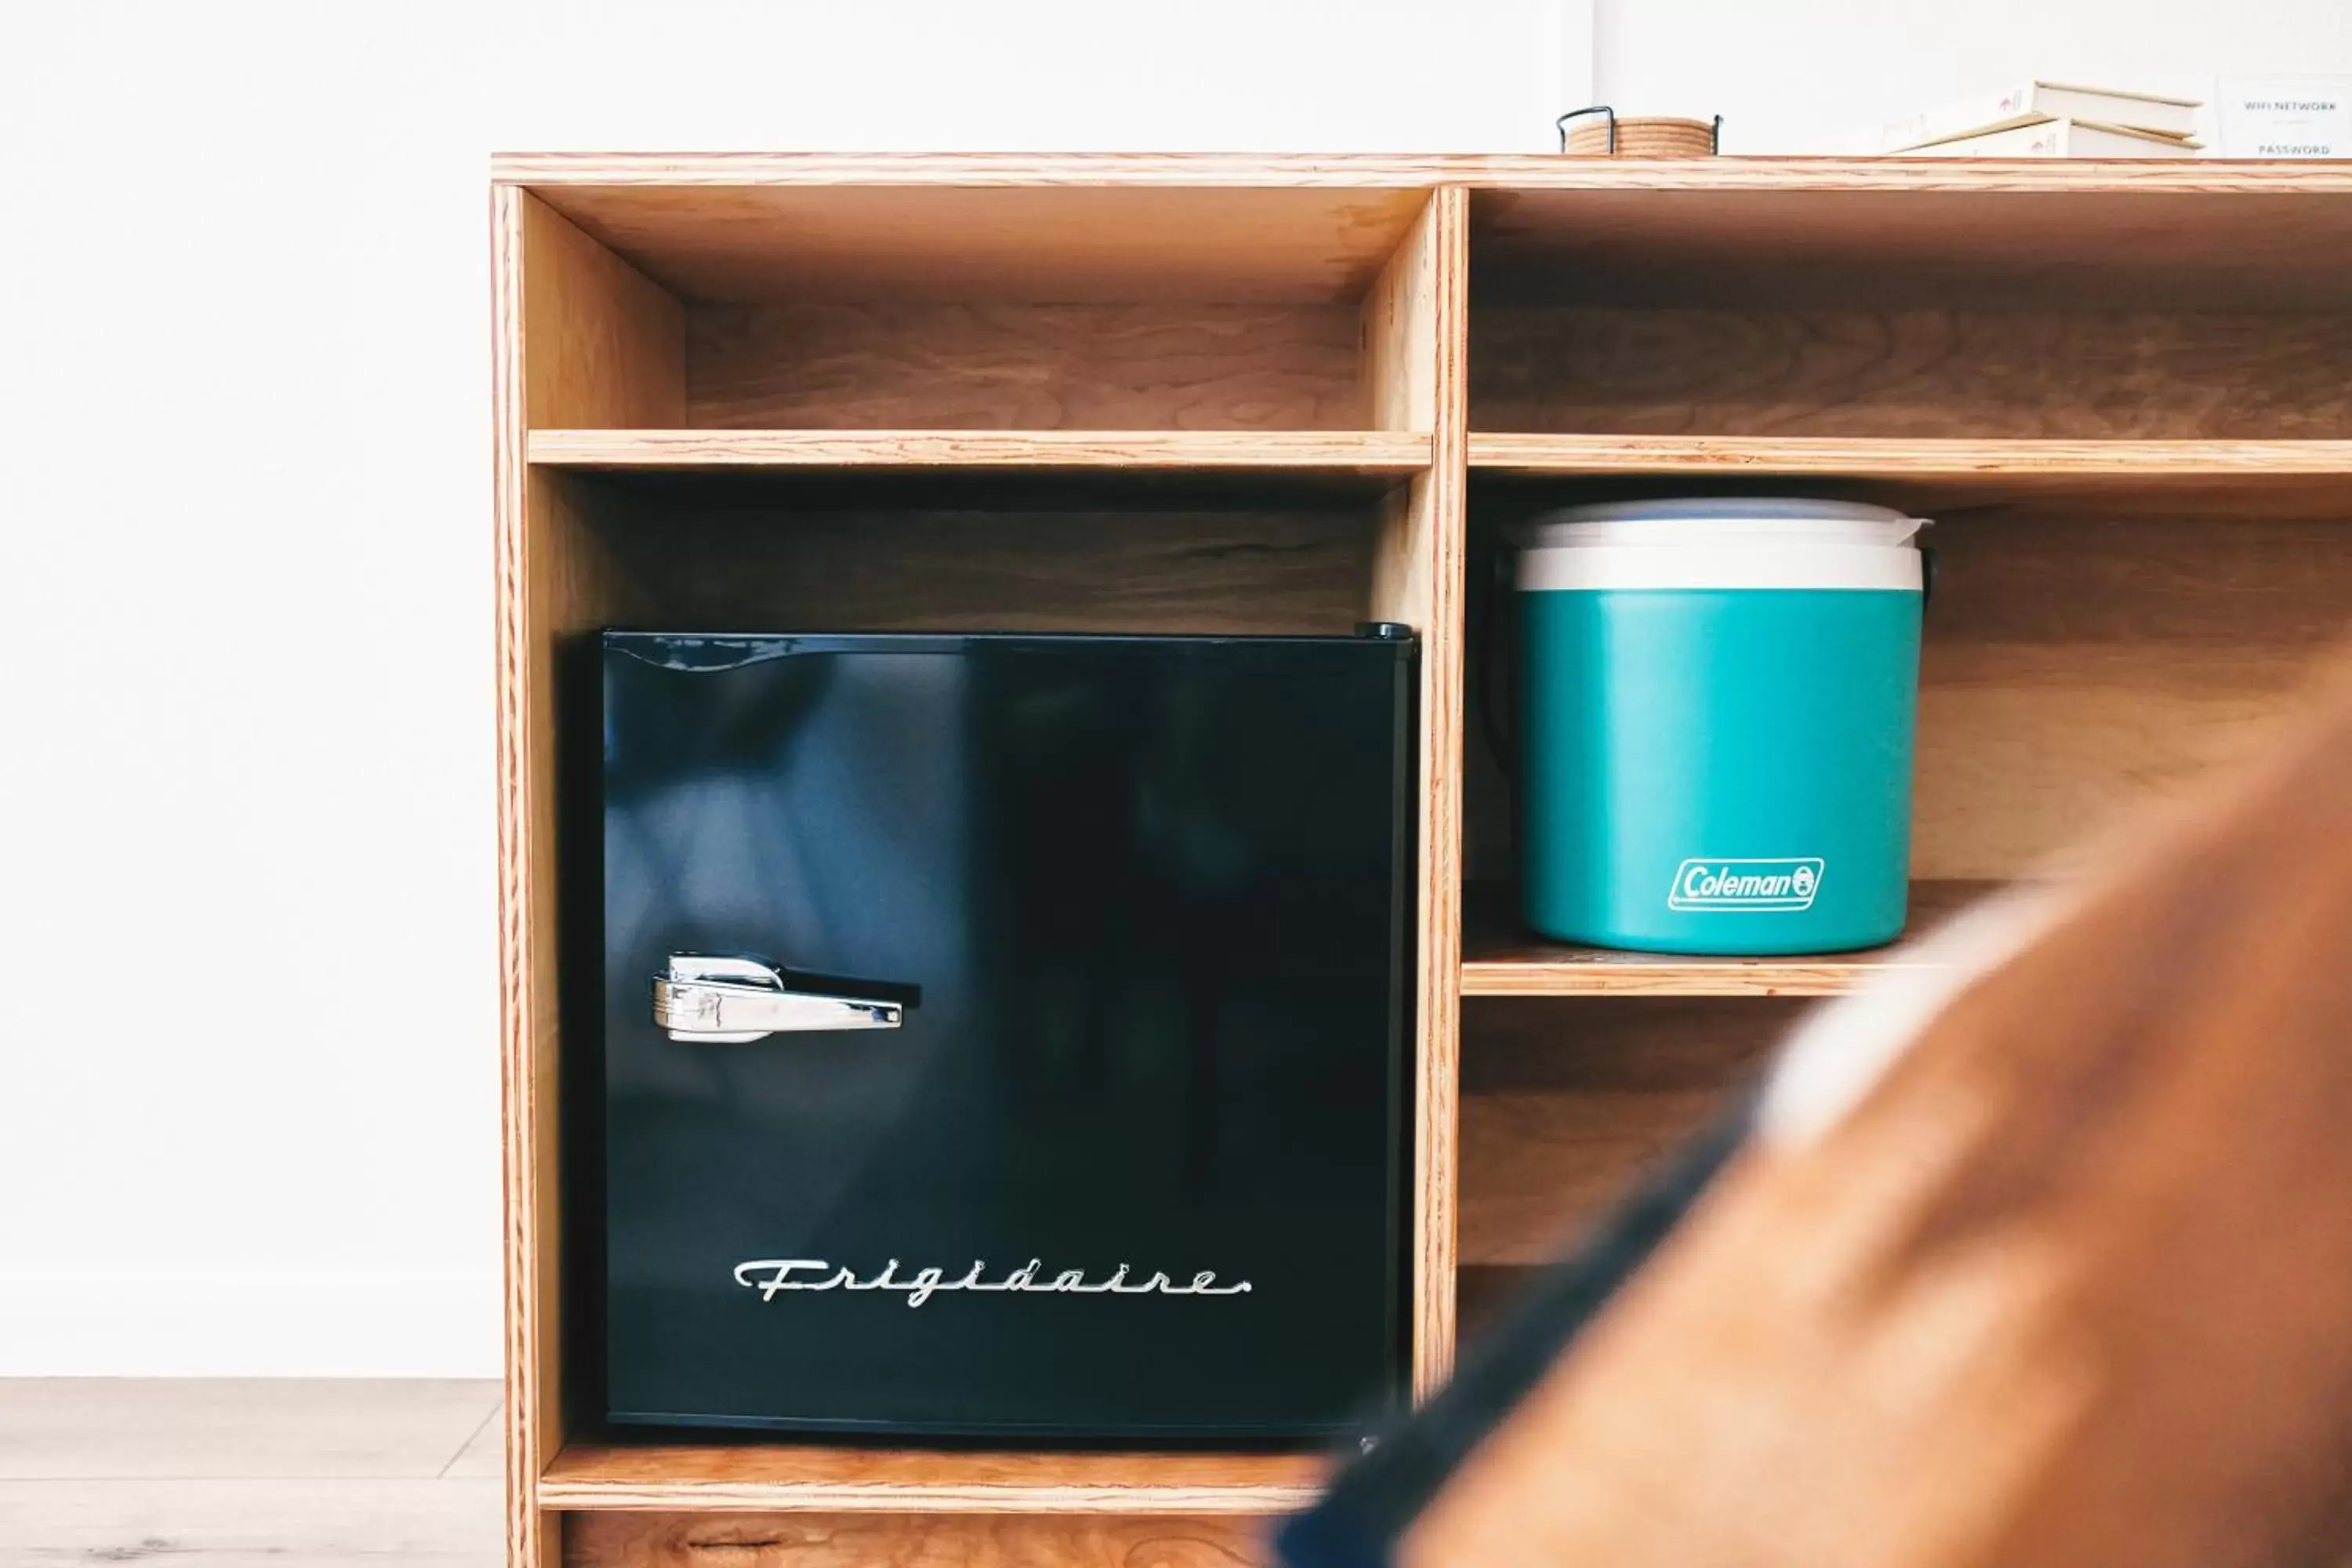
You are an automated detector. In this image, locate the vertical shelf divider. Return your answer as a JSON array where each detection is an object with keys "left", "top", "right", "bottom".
[
  {"left": 495, "top": 190, "right": 690, "bottom": 1568},
  {"left": 1362, "top": 186, "right": 1472, "bottom": 1396}
]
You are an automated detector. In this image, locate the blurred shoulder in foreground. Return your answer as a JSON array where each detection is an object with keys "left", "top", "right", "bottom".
[{"left": 1309, "top": 666, "right": 2352, "bottom": 1568}]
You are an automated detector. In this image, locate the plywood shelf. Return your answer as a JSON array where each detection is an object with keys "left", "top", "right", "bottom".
[
  {"left": 528, "top": 428, "right": 1430, "bottom": 477},
  {"left": 537, "top": 1443, "right": 1327, "bottom": 1515},
  {"left": 1458, "top": 434, "right": 2343, "bottom": 521},
  {"left": 1468, "top": 439, "right": 2352, "bottom": 486},
  {"left": 1461, "top": 880, "right": 1996, "bottom": 998}
]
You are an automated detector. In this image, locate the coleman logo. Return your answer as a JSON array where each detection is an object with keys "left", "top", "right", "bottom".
[
  {"left": 733, "top": 1258, "right": 1254, "bottom": 1309},
  {"left": 1668, "top": 858, "right": 1824, "bottom": 913}
]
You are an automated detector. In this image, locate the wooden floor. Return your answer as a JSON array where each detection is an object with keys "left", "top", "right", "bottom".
[{"left": 0, "top": 1380, "right": 503, "bottom": 1566}]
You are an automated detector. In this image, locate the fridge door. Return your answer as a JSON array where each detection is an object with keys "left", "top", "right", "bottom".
[{"left": 592, "top": 631, "right": 1414, "bottom": 1439}]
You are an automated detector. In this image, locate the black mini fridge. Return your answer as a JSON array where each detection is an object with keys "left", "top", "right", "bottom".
[{"left": 586, "top": 630, "right": 1416, "bottom": 1440}]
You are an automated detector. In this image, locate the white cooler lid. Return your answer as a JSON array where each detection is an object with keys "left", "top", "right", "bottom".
[
  {"left": 1514, "top": 497, "right": 1928, "bottom": 546},
  {"left": 1513, "top": 498, "right": 1929, "bottom": 592}
]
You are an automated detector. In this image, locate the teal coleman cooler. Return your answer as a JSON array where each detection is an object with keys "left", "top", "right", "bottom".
[{"left": 1513, "top": 499, "right": 1927, "bottom": 956}]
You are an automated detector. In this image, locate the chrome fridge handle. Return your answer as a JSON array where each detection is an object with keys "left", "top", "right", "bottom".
[{"left": 653, "top": 954, "right": 906, "bottom": 1042}]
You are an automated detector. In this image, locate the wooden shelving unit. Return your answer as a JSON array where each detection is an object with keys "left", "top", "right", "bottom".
[{"left": 494, "top": 153, "right": 2352, "bottom": 1567}]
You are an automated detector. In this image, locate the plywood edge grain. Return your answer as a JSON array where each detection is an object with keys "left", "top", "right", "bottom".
[
  {"left": 1414, "top": 187, "right": 1470, "bottom": 1402},
  {"left": 536, "top": 1479, "right": 1323, "bottom": 1515},
  {"left": 1459, "top": 952, "right": 1957, "bottom": 998},
  {"left": 1461, "top": 156, "right": 2352, "bottom": 194},
  {"left": 1459, "top": 880, "right": 2002, "bottom": 998},
  {"left": 492, "top": 151, "right": 1457, "bottom": 187},
  {"left": 1468, "top": 434, "right": 2352, "bottom": 478},
  {"left": 1367, "top": 187, "right": 1471, "bottom": 1403},
  {"left": 517, "top": 196, "right": 686, "bottom": 430},
  {"left": 491, "top": 153, "right": 2352, "bottom": 197},
  {"left": 536, "top": 1445, "right": 1326, "bottom": 1515},
  {"left": 492, "top": 184, "right": 558, "bottom": 1568},
  {"left": 527, "top": 428, "right": 1431, "bottom": 474}
]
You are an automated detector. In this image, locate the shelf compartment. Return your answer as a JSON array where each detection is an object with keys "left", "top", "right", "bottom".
[
  {"left": 1463, "top": 492, "right": 2352, "bottom": 895},
  {"left": 550, "top": 469, "right": 1403, "bottom": 637},
  {"left": 1468, "top": 183, "right": 2352, "bottom": 443},
  {"left": 538, "top": 1442, "right": 1326, "bottom": 1514},
  {"left": 530, "top": 427, "right": 1431, "bottom": 477},
  {"left": 514, "top": 184, "right": 1446, "bottom": 437},
  {"left": 1461, "top": 880, "right": 1994, "bottom": 997},
  {"left": 1459, "top": 997, "right": 1794, "bottom": 1269}
]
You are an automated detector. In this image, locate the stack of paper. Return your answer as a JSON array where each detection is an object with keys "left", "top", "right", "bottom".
[{"left": 1857, "top": 82, "right": 2201, "bottom": 158}]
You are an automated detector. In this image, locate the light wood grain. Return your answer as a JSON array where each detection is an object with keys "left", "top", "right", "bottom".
[
  {"left": 684, "top": 302, "right": 1368, "bottom": 430},
  {"left": 0, "top": 1377, "right": 498, "bottom": 1481},
  {"left": 495, "top": 152, "right": 2352, "bottom": 196},
  {"left": 1360, "top": 190, "right": 1470, "bottom": 1398},
  {"left": 528, "top": 430, "right": 1428, "bottom": 475},
  {"left": 1914, "top": 510, "right": 2352, "bottom": 880},
  {"left": 525, "top": 183, "right": 1431, "bottom": 305},
  {"left": 497, "top": 159, "right": 2352, "bottom": 314},
  {"left": 539, "top": 1446, "right": 1323, "bottom": 1515},
  {"left": 1362, "top": 198, "right": 1440, "bottom": 436},
  {"left": 492, "top": 156, "right": 2352, "bottom": 1561},
  {"left": 1465, "top": 157, "right": 2352, "bottom": 196},
  {"left": 1471, "top": 310, "right": 2352, "bottom": 440},
  {"left": 584, "top": 490, "right": 1379, "bottom": 636},
  {"left": 503, "top": 187, "right": 678, "bottom": 1568},
  {"left": 1457, "top": 998, "right": 1790, "bottom": 1268},
  {"left": 1460, "top": 880, "right": 1996, "bottom": 996},
  {"left": 1468, "top": 179, "right": 2352, "bottom": 311},
  {"left": 1469, "top": 433, "right": 2352, "bottom": 486},
  {"left": 519, "top": 194, "right": 684, "bottom": 430},
  {"left": 491, "top": 183, "right": 550, "bottom": 1568},
  {"left": 563, "top": 1511, "right": 1265, "bottom": 1567},
  {"left": 494, "top": 152, "right": 1465, "bottom": 187}
]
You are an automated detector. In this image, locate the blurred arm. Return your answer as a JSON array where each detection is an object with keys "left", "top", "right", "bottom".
[{"left": 1406, "top": 679, "right": 2352, "bottom": 1568}]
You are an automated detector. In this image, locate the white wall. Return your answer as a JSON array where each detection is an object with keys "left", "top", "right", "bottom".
[
  {"left": 9, "top": 0, "right": 2344, "bottom": 1380},
  {"left": 0, "top": 1, "right": 1591, "bottom": 1377},
  {"left": 1592, "top": 0, "right": 2352, "bottom": 151}
]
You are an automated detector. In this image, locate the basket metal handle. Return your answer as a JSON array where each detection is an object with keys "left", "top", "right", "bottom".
[{"left": 1557, "top": 104, "right": 1617, "bottom": 153}]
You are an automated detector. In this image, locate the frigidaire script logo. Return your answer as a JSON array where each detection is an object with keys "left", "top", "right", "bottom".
[
  {"left": 1668, "top": 858, "right": 1824, "bottom": 913},
  {"left": 733, "top": 1258, "right": 1254, "bottom": 1309}
]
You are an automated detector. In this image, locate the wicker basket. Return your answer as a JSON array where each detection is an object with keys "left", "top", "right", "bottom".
[{"left": 1557, "top": 107, "right": 1721, "bottom": 158}]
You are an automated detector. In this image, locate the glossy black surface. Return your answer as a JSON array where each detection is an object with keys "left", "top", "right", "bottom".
[{"left": 589, "top": 631, "right": 1415, "bottom": 1439}]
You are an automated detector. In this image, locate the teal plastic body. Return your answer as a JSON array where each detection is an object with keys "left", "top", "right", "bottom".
[{"left": 1519, "top": 586, "right": 1921, "bottom": 955}]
